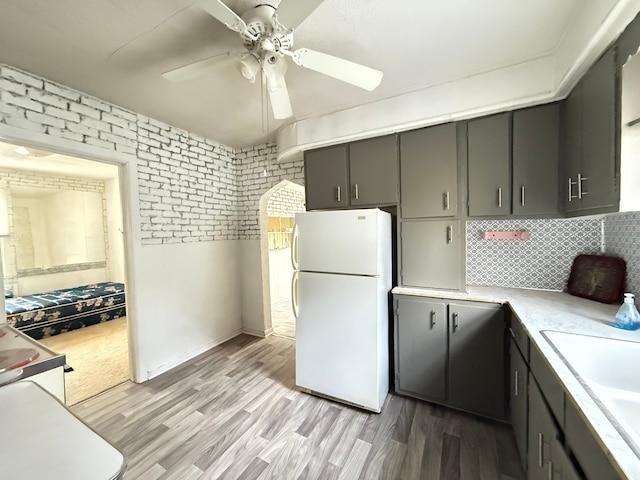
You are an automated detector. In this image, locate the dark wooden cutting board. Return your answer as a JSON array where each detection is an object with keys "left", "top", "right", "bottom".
[{"left": 566, "top": 254, "right": 626, "bottom": 304}]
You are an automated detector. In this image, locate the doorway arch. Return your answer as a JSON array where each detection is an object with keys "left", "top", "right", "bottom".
[{"left": 258, "top": 179, "right": 305, "bottom": 337}]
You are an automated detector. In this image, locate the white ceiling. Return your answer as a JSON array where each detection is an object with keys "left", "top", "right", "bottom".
[{"left": 0, "top": 0, "right": 636, "bottom": 149}]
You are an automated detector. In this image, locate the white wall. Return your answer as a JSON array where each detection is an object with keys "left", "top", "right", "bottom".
[
  {"left": 132, "top": 240, "right": 241, "bottom": 378},
  {"left": 105, "top": 177, "right": 125, "bottom": 283},
  {"left": 0, "top": 64, "right": 246, "bottom": 382}
]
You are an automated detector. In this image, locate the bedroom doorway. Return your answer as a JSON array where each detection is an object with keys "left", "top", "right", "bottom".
[
  {"left": 260, "top": 180, "right": 305, "bottom": 339},
  {"left": 0, "top": 140, "right": 130, "bottom": 405}
]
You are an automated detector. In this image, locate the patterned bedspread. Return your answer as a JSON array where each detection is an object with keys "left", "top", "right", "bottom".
[{"left": 5, "top": 282, "right": 126, "bottom": 340}]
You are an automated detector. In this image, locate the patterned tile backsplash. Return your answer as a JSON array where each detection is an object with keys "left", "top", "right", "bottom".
[
  {"left": 603, "top": 212, "right": 640, "bottom": 298},
  {"left": 466, "top": 218, "right": 603, "bottom": 291}
]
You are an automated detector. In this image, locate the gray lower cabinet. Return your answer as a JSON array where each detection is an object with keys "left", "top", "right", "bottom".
[
  {"left": 399, "top": 219, "right": 461, "bottom": 290},
  {"left": 304, "top": 145, "right": 349, "bottom": 210},
  {"left": 528, "top": 377, "right": 582, "bottom": 480},
  {"left": 394, "top": 296, "right": 447, "bottom": 401},
  {"left": 510, "top": 338, "right": 529, "bottom": 468},
  {"left": 448, "top": 301, "right": 506, "bottom": 419},
  {"left": 565, "top": 396, "right": 622, "bottom": 480},
  {"left": 468, "top": 113, "right": 510, "bottom": 217},
  {"left": 512, "top": 103, "right": 560, "bottom": 216},
  {"left": 399, "top": 123, "right": 458, "bottom": 218},
  {"left": 527, "top": 375, "right": 561, "bottom": 480},
  {"left": 394, "top": 295, "right": 506, "bottom": 420}
]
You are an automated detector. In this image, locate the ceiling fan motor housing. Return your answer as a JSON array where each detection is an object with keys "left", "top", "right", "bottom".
[{"left": 241, "top": 4, "right": 292, "bottom": 52}]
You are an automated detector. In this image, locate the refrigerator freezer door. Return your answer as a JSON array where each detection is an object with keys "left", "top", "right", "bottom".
[
  {"left": 295, "top": 209, "right": 389, "bottom": 276},
  {"left": 295, "top": 272, "right": 388, "bottom": 411}
]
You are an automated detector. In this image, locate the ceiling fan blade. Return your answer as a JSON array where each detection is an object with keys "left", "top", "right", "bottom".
[
  {"left": 162, "top": 52, "right": 239, "bottom": 82},
  {"left": 291, "top": 48, "right": 383, "bottom": 91},
  {"left": 275, "top": 0, "right": 325, "bottom": 29},
  {"left": 267, "top": 79, "right": 293, "bottom": 119},
  {"left": 197, "top": 0, "right": 247, "bottom": 34},
  {"left": 262, "top": 56, "right": 293, "bottom": 119}
]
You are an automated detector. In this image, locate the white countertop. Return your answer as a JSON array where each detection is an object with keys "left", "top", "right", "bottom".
[{"left": 393, "top": 285, "right": 640, "bottom": 480}]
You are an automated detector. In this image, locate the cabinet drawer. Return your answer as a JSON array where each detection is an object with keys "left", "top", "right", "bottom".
[
  {"left": 530, "top": 343, "right": 565, "bottom": 426},
  {"left": 509, "top": 313, "right": 529, "bottom": 362}
]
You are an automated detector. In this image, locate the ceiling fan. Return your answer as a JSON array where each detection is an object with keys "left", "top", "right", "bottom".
[{"left": 162, "top": 0, "right": 384, "bottom": 119}]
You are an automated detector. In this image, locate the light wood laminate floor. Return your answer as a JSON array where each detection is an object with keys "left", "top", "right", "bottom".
[{"left": 72, "top": 334, "right": 524, "bottom": 480}]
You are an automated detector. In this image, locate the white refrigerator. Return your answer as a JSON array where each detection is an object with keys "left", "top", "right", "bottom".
[{"left": 291, "top": 208, "right": 392, "bottom": 413}]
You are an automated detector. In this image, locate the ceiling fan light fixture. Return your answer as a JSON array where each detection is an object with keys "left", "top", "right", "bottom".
[{"left": 240, "top": 55, "right": 261, "bottom": 82}]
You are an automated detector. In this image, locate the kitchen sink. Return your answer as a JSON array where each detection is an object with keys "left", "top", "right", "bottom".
[{"left": 542, "top": 330, "right": 640, "bottom": 456}]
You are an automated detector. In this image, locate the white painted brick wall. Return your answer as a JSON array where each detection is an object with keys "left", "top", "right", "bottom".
[
  {"left": 267, "top": 185, "right": 305, "bottom": 217},
  {"left": 1, "top": 64, "right": 303, "bottom": 245},
  {"left": 236, "top": 144, "right": 304, "bottom": 240}
]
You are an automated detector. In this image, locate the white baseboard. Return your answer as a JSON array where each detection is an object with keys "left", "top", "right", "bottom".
[
  {"left": 145, "top": 328, "right": 243, "bottom": 380},
  {"left": 242, "top": 327, "right": 270, "bottom": 338}
]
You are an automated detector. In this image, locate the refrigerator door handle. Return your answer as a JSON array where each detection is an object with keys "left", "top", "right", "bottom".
[
  {"left": 291, "top": 271, "right": 299, "bottom": 318},
  {"left": 291, "top": 223, "right": 299, "bottom": 270}
]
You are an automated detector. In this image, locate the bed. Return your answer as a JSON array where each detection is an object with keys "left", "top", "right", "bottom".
[{"left": 4, "top": 282, "right": 126, "bottom": 340}]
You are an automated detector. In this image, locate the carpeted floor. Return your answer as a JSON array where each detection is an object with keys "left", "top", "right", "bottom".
[{"left": 39, "top": 317, "right": 130, "bottom": 406}]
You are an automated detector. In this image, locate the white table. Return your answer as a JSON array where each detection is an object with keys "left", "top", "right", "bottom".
[{"left": 0, "top": 381, "right": 125, "bottom": 480}]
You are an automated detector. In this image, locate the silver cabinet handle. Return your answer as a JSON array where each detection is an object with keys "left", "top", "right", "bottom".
[
  {"left": 548, "top": 461, "right": 553, "bottom": 480},
  {"left": 430, "top": 310, "right": 436, "bottom": 329},
  {"left": 568, "top": 177, "right": 578, "bottom": 202},
  {"left": 538, "top": 432, "right": 544, "bottom": 467},
  {"left": 353, "top": 183, "right": 359, "bottom": 200},
  {"left": 446, "top": 225, "right": 452, "bottom": 244},
  {"left": 336, "top": 186, "right": 341, "bottom": 202},
  {"left": 452, "top": 312, "right": 459, "bottom": 332},
  {"left": 514, "top": 370, "right": 519, "bottom": 397},
  {"left": 444, "top": 191, "right": 450, "bottom": 210},
  {"left": 497, "top": 187, "right": 503, "bottom": 208},
  {"left": 520, "top": 185, "right": 525, "bottom": 207},
  {"left": 578, "top": 173, "right": 588, "bottom": 198}
]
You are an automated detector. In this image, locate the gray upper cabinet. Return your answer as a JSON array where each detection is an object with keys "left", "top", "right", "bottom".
[
  {"left": 512, "top": 104, "right": 560, "bottom": 216},
  {"left": 304, "top": 145, "right": 349, "bottom": 210},
  {"left": 468, "top": 113, "right": 511, "bottom": 216},
  {"left": 562, "top": 48, "right": 617, "bottom": 214},
  {"left": 304, "top": 136, "right": 398, "bottom": 211},
  {"left": 394, "top": 296, "right": 447, "bottom": 401},
  {"left": 400, "top": 123, "right": 458, "bottom": 218},
  {"left": 400, "top": 219, "right": 461, "bottom": 290},
  {"left": 349, "top": 135, "right": 398, "bottom": 207},
  {"left": 448, "top": 301, "right": 506, "bottom": 420},
  {"left": 562, "top": 84, "right": 583, "bottom": 213}
]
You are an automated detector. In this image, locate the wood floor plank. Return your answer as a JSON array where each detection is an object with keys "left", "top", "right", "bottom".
[
  {"left": 440, "top": 432, "right": 461, "bottom": 480},
  {"left": 69, "top": 334, "right": 524, "bottom": 480}
]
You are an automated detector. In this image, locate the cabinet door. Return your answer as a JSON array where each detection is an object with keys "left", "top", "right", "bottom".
[
  {"left": 550, "top": 439, "right": 582, "bottom": 480},
  {"left": 304, "top": 145, "right": 348, "bottom": 210},
  {"left": 349, "top": 135, "right": 398, "bottom": 207},
  {"left": 394, "top": 296, "right": 447, "bottom": 401},
  {"left": 400, "top": 124, "right": 458, "bottom": 218},
  {"left": 561, "top": 85, "right": 582, "bottom": 213},
  {"left": 527, "top": 376, "right": 558, "bottom": 480},
  {"left": 510, "top": 339, "right": 529, "bottom": 469},
  {"left": 468, "top": 113, "right": 511, "bottom": 216},
  {"left": 512, "top": 104, "right": 560, "bottom": 216},
  {"left": 448, "top": 301, "right": 505, "bottom": 419},
  {"left": 581, "top": 48, "right": 616, "bottom": 211},
  {"left": 565, "top": 396, "right": 621, "bottom": 480},
  {"left": 400, "top": 220, "right": 461, "bottom": 290}
]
